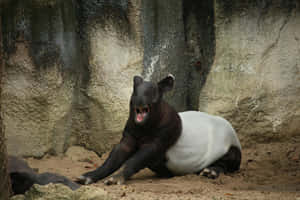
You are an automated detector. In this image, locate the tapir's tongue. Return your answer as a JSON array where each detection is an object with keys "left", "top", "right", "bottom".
[{"left": 136, "top": 112, "right": 147, "bottom": 122}]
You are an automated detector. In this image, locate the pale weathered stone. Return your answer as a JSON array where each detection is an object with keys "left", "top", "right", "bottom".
[
  {"left": 84, "top": 17, "right": 142, "bottom": 153},
  {"left": 69, "top": 0, "right": 143, "bottom": 154},
  {"left": 10, "top": 184, "right": 112, "bottom": 200},
  {"left": 65, "top": 146, "right": 100, "bottom": 162},
  {"left": 199, "top": 1, "right": 300, "bottom": 145},
  {"left": 1, "top": 1, "right": 78, "bottom": 157},
  {"left": 2, "top": 0, "right": 299, "bottom": 157},
  {"left": 1, "top": 0, "right": 143, "bottom": 157}
]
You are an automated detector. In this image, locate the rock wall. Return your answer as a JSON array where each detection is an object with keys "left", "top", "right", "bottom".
[
  {"left": 183, "top": 0, "right": 215, "bottom": 110},
  {"left": 199, "top": 0, "right": 300, "bottom": 146},
  {"left": 1, "top": 0, "right": 80, "bottom": 157},
  {"left": 71, "top": 0, "right": 143, "bottom": 154},
  {"left": 141, "top": 0, "right": 189, "bottom": 111},
  {"left": 1, "top": 0, "right": 144, "bottom": 157},
  {"left": 0, "top": 14, "right": 12, "bottom": 198},
  {"left": 1, "top": 0, "right": 299, "bottom": 157}
]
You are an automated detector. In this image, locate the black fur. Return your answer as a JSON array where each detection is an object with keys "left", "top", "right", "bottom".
[
  {"left": 77, "top": 75, "right": 241, "bottom": 185},
  {"left": 78, "top": 75, "right": 180, "bottom": 184},
  {"left": 199, "top": 146, "right": 241, "bottom": 178},
  {"left": 8, "top": 156, "right": 80, "bottom": 195}
]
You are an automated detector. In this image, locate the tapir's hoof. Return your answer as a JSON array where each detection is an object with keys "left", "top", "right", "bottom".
[
  {"left": 104, "top": 174, "right": 125, "bottom": 185},
  {"left": 76, "top": 175, "right": 93, "bottom": 185},
  {"left": 200, "top": 168, "right": 219, "bottom": 179}
]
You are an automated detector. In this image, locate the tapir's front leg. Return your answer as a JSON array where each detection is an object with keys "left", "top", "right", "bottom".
[
  {"left": 77, "top": 135, "right": 136, "bottom": 185},
  {"left": 104, "top": 142, "right": 162, "bottom": 185}
]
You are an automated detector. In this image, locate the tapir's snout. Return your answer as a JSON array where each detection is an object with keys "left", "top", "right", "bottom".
[{"left": 134, "top": 105, "right": 150, "bottom": 124}]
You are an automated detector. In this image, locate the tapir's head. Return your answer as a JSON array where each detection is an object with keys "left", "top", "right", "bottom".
[{"left": 130, "top": 74, "right": 175, "bottom": 125}]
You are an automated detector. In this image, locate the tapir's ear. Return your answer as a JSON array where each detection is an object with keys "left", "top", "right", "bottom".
[
  {"left": 158, "top": 74, "right": 175, "bottom": 93},
  {"left": 133, "top": 75, "right": 143, "bottom": 88}
]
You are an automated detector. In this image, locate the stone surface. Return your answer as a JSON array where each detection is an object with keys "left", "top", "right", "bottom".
[
  {"left": 0, "top": 18, "right": 12, "bottom": 199},
  {"left": 141, "top": 0, "right": 189, "bottom": 111},
  {"left": 1, "top": 0, "right": 80, "bottom": 157},
  {"left": 1, "top": 0, "right": 144, "bottom": 157},
  {"left": 199, "top": 1, "right": 300, "bottom": 145},
  {"left": 183, "top": 0, "right": 215, "bottom": 110},
  {"left": 65, "top": 145, "right": 100, "bottom": 162},
  {"left": 10, "top": 184, "right": 112, "bottom": 200},
  {"left": 73, "top": 0, "right": 143, "bottom": 153},
  {"left": 1, "top": 0, "right": 300, "bottom": 157}
]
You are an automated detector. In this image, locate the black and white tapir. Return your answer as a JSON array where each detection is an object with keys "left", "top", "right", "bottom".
[
  {"left": 8, "top": 156, "right": 80, "bottom": 195},
  {"left": 77, "top": 74, "right": 241, "bottom": 185}
]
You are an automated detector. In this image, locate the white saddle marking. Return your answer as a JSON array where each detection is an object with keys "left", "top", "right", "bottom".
[{"left": 166, "top": 111, "right": 241, "bottom": 175}]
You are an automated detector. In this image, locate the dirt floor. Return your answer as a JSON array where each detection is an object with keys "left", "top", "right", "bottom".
[{"left": 26, "top": 142, "right": 300, "bottom": 200}]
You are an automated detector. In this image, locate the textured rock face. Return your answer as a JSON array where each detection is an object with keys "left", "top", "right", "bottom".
[
  {"left": 182, "top": 0, "right": 215, "bottom": 110},
  {"left": 199, "top": 1, "right": 300, "bottom": 145},
  {"left": 1, "top": 0, "right": 79, "bottom": 157},
  {"left": 72, "top": 1, "right": 143, "bottom": 152},
  {"left": 1, "top": 0, "right": 143, "bottom": 156},
  {"left": 1, "top": 0, "right": 190, "bottom": 157},
  {"left": 10, "top": 184, "right": 112, "bottom": 200},
  {"left": 141, "top": 0, "right": 189, "bottom": 111},
  {"left": 0, "top": 21, "right": 12, "bottom": 199},
  {"left": 1, "top": 0, "right": 299, "bottom": 157}
]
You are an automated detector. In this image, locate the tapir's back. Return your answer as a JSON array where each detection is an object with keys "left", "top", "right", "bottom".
[{"left": 166, "top": 111, "right": 241, "bottom": 175}]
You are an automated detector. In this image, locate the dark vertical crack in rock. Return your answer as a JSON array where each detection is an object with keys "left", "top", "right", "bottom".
[{"left": 183, "top": 0, "right": 216, "bottom": 110}]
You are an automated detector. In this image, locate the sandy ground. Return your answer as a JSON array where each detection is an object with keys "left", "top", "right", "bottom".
[{"left": 26, "top": 142, "right": 300, "bottom": 200}]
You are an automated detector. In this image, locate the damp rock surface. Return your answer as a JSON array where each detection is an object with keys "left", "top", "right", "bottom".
[{"left": 1, "top": 0, "right": 300, "bottom": 157}]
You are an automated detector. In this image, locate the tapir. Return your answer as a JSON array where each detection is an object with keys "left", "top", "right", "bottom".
[
  {"left": 8, "top": 156, "right": 80, "bottom": 195},
  {"left": 77, "top": 74, "right": 241, "bottom": 185}
]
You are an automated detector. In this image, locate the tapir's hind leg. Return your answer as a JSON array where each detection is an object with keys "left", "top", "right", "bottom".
[
  {"left": 199, "top": 146, "right": 241, "bottom": 179},
  {"left": 147, "top": 157, "right": 174, "bottom": 178}
]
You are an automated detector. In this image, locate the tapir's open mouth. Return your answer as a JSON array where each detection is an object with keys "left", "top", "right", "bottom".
[{"left": 134, "top": 105, "right": 150, "bottom": 123}]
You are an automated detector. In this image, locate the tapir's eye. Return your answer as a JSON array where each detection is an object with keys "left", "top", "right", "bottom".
[
  {"left": 134, "top": 105, "right": 150, "bottom": 114},
  {"left": 136, "top": 108, "right": 141, "bottom": 114},
  {"left": 142, "top": 107, "right": 149, "bottom": 113}
]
